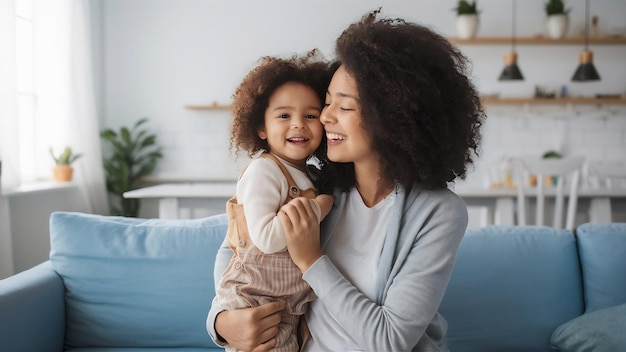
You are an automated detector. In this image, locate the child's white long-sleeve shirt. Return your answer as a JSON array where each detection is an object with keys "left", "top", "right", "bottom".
[{"left": 237, "top": 155, "right": 318, "bottom": 254}]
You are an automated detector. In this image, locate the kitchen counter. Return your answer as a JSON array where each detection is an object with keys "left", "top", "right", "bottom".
[{"left": 124, "top": 182, "right": 626, "bottom": 224}]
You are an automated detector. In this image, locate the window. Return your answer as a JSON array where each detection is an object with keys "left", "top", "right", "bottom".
[{"left": 15, "top": 0, "right": 38, "bottom": 181}]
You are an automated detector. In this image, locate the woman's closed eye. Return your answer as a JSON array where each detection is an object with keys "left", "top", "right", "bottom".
[{"left": 325, "top": 101, "right": 355, "bottom": 112}]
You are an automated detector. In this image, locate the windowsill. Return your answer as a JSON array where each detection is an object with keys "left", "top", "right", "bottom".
[{"left": 1, "top": 180, "right": 77, "bottom": 197}]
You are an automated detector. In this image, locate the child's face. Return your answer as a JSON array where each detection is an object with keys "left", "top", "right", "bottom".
[{"left": 258, "top": 82, "right": 323, "bottom": 168}]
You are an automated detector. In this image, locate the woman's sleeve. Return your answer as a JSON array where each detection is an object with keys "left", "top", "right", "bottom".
[
  {"left": 206, "top": 236, "right": 233, "bottom": 346},
  {"left": 302, "top": 192, "right": 468, "bottom": 351}
]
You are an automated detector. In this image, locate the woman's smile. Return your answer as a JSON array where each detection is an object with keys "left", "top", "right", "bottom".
[{"left": 326, "top": 132, "right": 346, "bottom": 145}]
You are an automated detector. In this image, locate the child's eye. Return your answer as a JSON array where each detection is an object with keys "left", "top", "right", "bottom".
[
  {"left": 306, "top": 114, "right": 319, "bottom": 120},
  {"left": 278, "top": 114, "right": 289, "bottom": 119}
]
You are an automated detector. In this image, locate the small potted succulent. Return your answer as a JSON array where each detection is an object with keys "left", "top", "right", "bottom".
[
  {"left": 50, "top": 146, "right": 82, "bottom": 182},
  {"left": 545, "top": 0, "right": 570, "bottom": 39},
  {"left": 454, "top": 0, "right": 480, "bottom": 39}
]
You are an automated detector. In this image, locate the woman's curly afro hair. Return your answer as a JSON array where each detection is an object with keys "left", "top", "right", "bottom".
[
  {"left": 334, "top": 9, "right": 485, "bottom": 190},
  {"left": 230, "top": 49, "right": 333, "bottom": 157}
]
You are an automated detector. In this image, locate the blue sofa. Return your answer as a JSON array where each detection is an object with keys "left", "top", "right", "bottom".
[{"left": 1, "top": 212, "right": 625, "bottom": 352}]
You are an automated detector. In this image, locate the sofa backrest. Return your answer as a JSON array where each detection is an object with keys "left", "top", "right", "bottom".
[
  {"left": 49, "top": 211, "right": 228, "bottom": 349},
  {"left": 440, "top": 225, "right": 583, "bottom": 352},
  {"left": 576, "top": 222, "right": 626, "bottom": 313}
]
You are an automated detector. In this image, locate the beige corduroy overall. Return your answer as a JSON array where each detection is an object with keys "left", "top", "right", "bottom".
[{"left": 216, "top": 153, "right": 316, "bottom": 352}]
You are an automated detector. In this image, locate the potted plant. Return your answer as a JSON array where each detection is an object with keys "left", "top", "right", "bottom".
[
  {"left": 100, "top": 118, "right": 163, "bottom": 217},
  {"left": 454, "top": 0, "right": 479, "bottom": 39},
  {"left": 50, "top": 146, "right": 82, "bottom": 182},
  {"left": 533, "top": 150, "right": 562, "bottom": 186},
  {"left": 545, "top": 0, "right": 570, "bottom": 39}
]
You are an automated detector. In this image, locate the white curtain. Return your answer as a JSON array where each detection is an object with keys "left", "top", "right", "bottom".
[
  {"left": 0, "top": 0, "right": 107, "bottom": 278},
  {"left": 0, "top": 0, "right": 17, "bottom": 279},
  {"left": 37, "top": 0, "right": 108, "bottom": 215}
]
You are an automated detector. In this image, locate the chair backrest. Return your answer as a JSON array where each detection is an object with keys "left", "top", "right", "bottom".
[
  {"left": 585, "top": 160, "right": 626, "bottom": 189},
  {"left": 515, "top": 156, "right": 585, "bottom": 230}
]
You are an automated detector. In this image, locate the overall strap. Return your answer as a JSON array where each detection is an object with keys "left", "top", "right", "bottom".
[{"left": 261, "top": 153, "right": 315, "bottom": 200}]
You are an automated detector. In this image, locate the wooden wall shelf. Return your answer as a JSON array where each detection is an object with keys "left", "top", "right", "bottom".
[
  {"left": 186, "top": 97, "right": 626, "bottom": 111},
  {"left": 449, "top": 36, "right": 626, "bottom": 45},
  {"left": 185, "top": 102, "right": 231, "bottom": 110},
  {"left": 481, "top": 96, "right": 626, "bottom": 105}
]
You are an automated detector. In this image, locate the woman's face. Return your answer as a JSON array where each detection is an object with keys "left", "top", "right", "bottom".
[
  {"left": 258, "top": 82, "right": 324, "bottom": 167},
  {"left": 321, "top": 65, "right": 375, "bottom": 165}
]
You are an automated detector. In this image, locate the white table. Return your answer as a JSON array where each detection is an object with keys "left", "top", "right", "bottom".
[{"left": 123, "top": 182, "right": 236, "bottom": 219}]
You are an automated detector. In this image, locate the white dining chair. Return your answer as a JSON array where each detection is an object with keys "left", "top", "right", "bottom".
[
  {"left": 515, "top": 156, "right": 586, "bottom": 230},
  {"left": 585, "top": 160, "right": 626, "bottom": 223}
]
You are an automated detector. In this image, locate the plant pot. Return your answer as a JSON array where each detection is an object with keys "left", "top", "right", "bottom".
[
  {"left": 456, "top": 14, "right": 479, "bottom": 39},
  {"left": 547, "top": 14, "right": 569, "bottom": 39},
  {"left": 53, "top": 165, "right": 74, "bottom": 182}
]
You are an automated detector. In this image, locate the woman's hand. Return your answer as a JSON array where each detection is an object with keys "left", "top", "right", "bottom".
[
  {"left": 278, "top": 197, "right": 324, "bottom": 272},
  {"left": 215, "top": 301, "right": 285, "bottom": 352}
]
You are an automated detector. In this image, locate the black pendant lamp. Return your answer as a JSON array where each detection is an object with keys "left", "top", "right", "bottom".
[
  {"left": 499, "top": 0, "right": 524, "bottom": 81},
  {"left": 572, "top": 0, "right": 600, "bottom": 81}
]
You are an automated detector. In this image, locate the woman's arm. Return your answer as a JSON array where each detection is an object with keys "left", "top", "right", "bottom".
[
  {"left": 280, "top": 191, "right": 468, "bottom": 351},
  {"left": 214, "top": 302, "right": 284, "bottom": 352}
]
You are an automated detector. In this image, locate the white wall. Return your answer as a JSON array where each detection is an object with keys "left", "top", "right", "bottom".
[
  {"left": 4, "top": 0, "right": 626, "bottom": 277},
  {"left": 98, "top": 0, "right": 626, "bottom": 184},
  {"left": 1, "top": 185, "right": 88, "bottom": 278}
]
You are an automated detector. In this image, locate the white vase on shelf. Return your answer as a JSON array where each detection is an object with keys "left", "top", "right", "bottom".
[
  {"left": 547, "top": 14, "right": 569, "bottom": 39},
  {"left": 456, "top": 14, "right": 479, "bottom": 39}
]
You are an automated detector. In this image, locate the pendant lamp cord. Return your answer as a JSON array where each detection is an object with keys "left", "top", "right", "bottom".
[
  {"left": 512, "top": 0, "right": 517, "bottom": 51},
  {"left": 584, "top": 0, "right": 589, "bottom": 50}
]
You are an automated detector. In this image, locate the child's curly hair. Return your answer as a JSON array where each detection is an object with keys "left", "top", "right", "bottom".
[
  {"left": 230, "top": 50, "right": 332, "bottom": 157},
  {"left": 333, "top": 9, "right": 485, "bottom": 190}
]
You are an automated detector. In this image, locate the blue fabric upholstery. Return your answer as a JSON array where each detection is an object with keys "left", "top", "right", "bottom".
[
  {"left": 4, "top": 213, "right": 625, "bottom": 352},
  {"left": 0, "top": 261, "right": 65, "bottom": 352},
  {"left": 67, "top": 349, "right": 218, "bottom": 352},
  {"left": 551, "top": 302, "right": 626, "bottom": 352},
  {"left": 440, "top": 225, "right": 583, "bottom": 352},
  {"left": 576, "top": 222, "right": 626, "bottom": 313},
  {"left": 49, "top": 212, "right": 227, "bottom": 349}
]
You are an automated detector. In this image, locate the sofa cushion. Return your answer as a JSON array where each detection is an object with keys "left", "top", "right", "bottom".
[
  {"left": 67, "top": 348, "right": 223, "bottom": 352},
  {"left": 49, "top": 211, "right": 228, "bottom": 349},
  {"left": 576, "top": 222, "right": 626, "bottom": 313},
  {"left": 550, "top": 302, "right": 626, "bottom": 351},
  {"left": 440, "top": 226, "right": 583, "bottom": 352}
]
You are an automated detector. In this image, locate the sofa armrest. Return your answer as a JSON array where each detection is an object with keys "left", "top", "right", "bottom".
[{"left": 0, "top": 261, "right": 65, "bottom": 352}]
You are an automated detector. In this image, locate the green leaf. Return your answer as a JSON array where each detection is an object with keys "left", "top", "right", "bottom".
[
  {"left": 121, "top": 127, "right": 131, "bottom": 145},
  {"left": 100, "top": 130, "right": 117, "bottom": 139},
  {"left": 140, "top": 135, "right": 157, "bottom": 148},
  {"left": 134, "top": 117, "right": 149, "bottom": 129}
]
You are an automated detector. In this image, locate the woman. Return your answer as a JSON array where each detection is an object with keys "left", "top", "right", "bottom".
[{"left": 208, "top": 9, "right": 484, "bottom": 352}]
